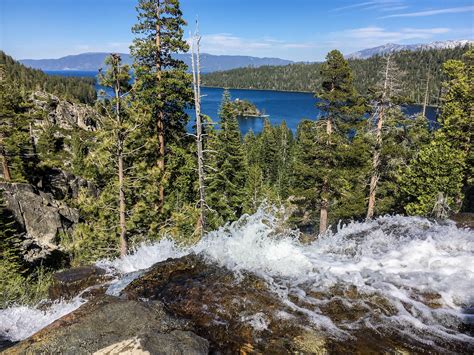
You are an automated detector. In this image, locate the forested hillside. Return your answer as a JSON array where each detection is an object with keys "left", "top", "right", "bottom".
[
  {"left": 0, "top": 51, "right": 96, "bottom": 104},
  {"left": 1, "top": 0, "right": 474, "bottom": 351},
  {"left": 202, "top": 46, "right": 470, "bottom": 105}
]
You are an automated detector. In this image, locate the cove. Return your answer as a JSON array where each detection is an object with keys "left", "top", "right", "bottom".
[{"left": 46, "top": 71, "right": 438, "bottom": 135}]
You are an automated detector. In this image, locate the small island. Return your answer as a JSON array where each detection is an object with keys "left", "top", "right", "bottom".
[{"left": 229, "top": 98, "right": 267, "bottom": 118}]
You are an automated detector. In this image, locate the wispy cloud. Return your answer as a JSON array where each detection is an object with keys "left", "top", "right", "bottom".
[
  {"left": 71, "top": 42, "right": 131, "bottom": 54},
  {"left": 380, "top": 5, "right": 474, "bottom": 18},
  {"left": 335, "top": 26, "right": 451, "bottom": 42},
  {"left": 331, "top": 0, "right": 405, "bottom": 12},
  {"left": 191, "top": 33, "right": 316, "bottom": 56},
  {"left": 331, "top": 1, "right": 379, "bottom": 12},
  {"left": 325, "top": 26, "right": 452, "bottom": 55}
]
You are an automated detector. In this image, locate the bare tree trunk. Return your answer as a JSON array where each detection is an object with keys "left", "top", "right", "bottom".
[
  {"left": 367, "top": 56, "right": 391, "bottom": 220},
  {"left": 113, "top": 56, "right": 128, "bottom": 256},
  {"left": 155, "top": 2, "right": 165, "bottom": 209},
  {"left": 319, "top": 189, "right": 328, "bottom": 234},
  {"left": 191, "top": 24, "right": 206, "bottom": 236},
  {"left": 0, "top": 152, "right": 11, "bottom": 182},
  {"left": 422, "top": 68, "right": 430, "bottom": 118},
  {"left": 118, "top": 146, "right": 128, "bottom": 256},
  {"left": 366, "top": 107, "right": 384, "bottom": 219},
  {"left": 319, "top": 117, "right": 332, "bottom": 234}
]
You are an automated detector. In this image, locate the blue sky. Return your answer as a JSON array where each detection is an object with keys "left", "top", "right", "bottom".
[{"left": 1, "top": 0, "right": 473, "bottom": 61}]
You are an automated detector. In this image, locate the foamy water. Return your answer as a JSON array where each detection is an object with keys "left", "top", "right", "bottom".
[
  {"left": 1, "top": 207, "right": 473, "bottom": 346},
  {"left": 0, "top": 297, "right": 86, "bottom": 342}
]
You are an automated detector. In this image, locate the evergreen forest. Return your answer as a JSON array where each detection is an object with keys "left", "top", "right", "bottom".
[
  {"left": 203, "top": 46, "right": 470, "bottom": 105},
  {"left": 0, "top": 0, "right": 472, "bottom": 309}
]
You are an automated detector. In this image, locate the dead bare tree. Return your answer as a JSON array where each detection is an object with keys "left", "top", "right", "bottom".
[
  {"left": 422, "top": 66, "right": 431, "bottom": 118},
  {"left": 191, "top": 21, "right": 206, "bottom": 236},
  {"left": 366, "top": 55, "right": 403, "bottom": 220},
  {"left": 98, "top": 54, "right": 132, "bottom": 256}
]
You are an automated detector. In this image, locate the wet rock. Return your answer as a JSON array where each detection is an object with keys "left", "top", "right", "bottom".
[
  {"left": 0, "top": 336, "right": 17, "bottom": 352},
  {"left": 4, "top": 295, "right": 208, "bottom": 355},
  {"left": 48, "top": 265, "right": 111, "bottom": 300},
  {"left": 451, "top": 213, "right": 474, "bottom": 229},
  {"left": 6, "top": 252, "right": 473, "bottom": 354},
  {"left": 123, "top": 254, "right": 318, "bottom": 353},
  {"left": 0, "top": 182, "right": 79, "bottom": 261},
  {"left": 122, "top": 254, "right": 474, "bottom": 354}
]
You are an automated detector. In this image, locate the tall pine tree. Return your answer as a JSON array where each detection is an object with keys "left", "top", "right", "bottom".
[
  {"left": 401, "top": 49, "right": 473, "bottom": 216},
  {"left": 308, "top": 50, "right": 366, "bottom": 233},
  {"left": 130, "top": 0, "right": 193, "bottom": 213},
  {"left": 207, "top": 91, "right": 247, "bottom": 228}
]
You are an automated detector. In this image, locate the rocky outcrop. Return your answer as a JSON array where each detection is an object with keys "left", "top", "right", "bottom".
[
  {"left": 31, "top": 91, "right": 98, "bottom": 132},
  {"left": 37, "top": 168, "right": 97, "bottom": 200},
  {"left": 4, "top": 296, "right": 209, "bottom": 355},
  {"left": 0, "top": 182, "right": 79, "bottom": 261}
]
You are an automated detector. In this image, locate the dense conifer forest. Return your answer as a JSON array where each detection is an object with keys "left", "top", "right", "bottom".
[
  {"left": 202, "top": 46, "right": 470, "bottom": 105},
  {"left": 0, "top": 0, "right": 472, "bottom": 311},
  {"left": 0, "top": 51, "right": 96, "bottom": 104}
]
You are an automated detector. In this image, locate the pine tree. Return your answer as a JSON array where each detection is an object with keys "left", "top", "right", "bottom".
[
  {"left": 273, "top": 121, "right": 294, "bottom": 200},
  {"left": 401, "top": 49, "right": 473, "bottom": 216},
  {"left": 0, "top": 71, "right": 34, "bottom": 182},
  {"left": 130, "top": 0, "right": 193, "bottom": 211},
  {"left": 207, "top": 91, "right": 247, "bottom": 228},
  {"left": 0, "top": 194, "right": 27, "bottom": 306},
  {"left": 292, "top": 120, "right": 321, "bottom": 223},
  {"left": 72, "top": 54, "right": 136, "bottom": 260},
  {"left": 312, "top": 50, "right": 366, "bottom": 233},
  {"left": 259, "top": 119, "right": 278, "bottom": 182}
]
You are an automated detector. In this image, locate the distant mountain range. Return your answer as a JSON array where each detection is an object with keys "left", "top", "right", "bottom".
[
  {"left": 19, "top": 40, "right": 472, "bottom": 72},
  {"left": 20, "top": 53, "right": 294, "bottom": 72},
  {"left": 346, "top": 40, "right": 473, "bottom": 59}
]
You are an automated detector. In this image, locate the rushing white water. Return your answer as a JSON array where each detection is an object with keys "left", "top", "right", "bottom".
[
  {"left": 1, "top": 207, "right": 473, "bottom": 346},
  {"left": 0, "top": 297, "right": 86, "bottom": 342}
]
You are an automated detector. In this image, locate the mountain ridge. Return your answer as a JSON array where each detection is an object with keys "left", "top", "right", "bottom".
[
  {"left": 346, "top": 39, "right": 473, "bottom": 59},
  {"left": 19, "top": 53, "right": 294, "bottom": 72}
]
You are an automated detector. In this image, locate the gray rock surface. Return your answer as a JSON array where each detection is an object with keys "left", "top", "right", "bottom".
[
  {"left": 31, "top": 91, "right": 98, "bottom": 131},
  {"left": 37, "top": 168, "right": 97, "bottom": 200},
  {"left": 0, "top": 182, "right": 79, "bottom": 261},
  {"left": 4, "top": 296, "right": 209, "bottom": 355}
]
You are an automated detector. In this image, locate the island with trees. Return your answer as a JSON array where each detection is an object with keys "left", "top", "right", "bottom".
[{"left": 0, "top": 0, "right": 473, "bottom": 353}]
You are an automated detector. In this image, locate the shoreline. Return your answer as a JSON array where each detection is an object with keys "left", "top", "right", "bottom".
[
  {"left": 202, "top": 85, "right": 439, "bottom": 107},
  {"left": 201, "top": 85, "right": 314, "bottom": 95},
  {"left": 41, "top": 72, "right": 438, "bottom": 108}
]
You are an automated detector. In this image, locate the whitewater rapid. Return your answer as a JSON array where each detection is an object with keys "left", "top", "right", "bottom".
[{"left": 1, "top": 208, "right": 473, "bottom": 346}]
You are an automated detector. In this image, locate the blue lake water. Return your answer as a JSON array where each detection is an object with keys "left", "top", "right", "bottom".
[{"left": 46, "top": 70, "right": 438, "bottom": 134}]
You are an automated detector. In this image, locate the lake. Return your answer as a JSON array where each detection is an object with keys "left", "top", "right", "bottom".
[{"left": 46, "top": 70, "right": 438, "bottom": 134}]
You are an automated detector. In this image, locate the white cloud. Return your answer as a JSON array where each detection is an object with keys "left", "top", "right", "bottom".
[
  {"left": 380, "top": 5, "right": 474, "bottom": 18},
  {"left": 332, "top": 1, "right": 379, "bottom": 12},
  {"left": 331, "top": 0, "right": 406, "bottom": 12},
  {"left": 335, "top": 26, "right": 451, "bottom": 42},
  {"left": 192, "top": 33, "right": 316, "bottom": 56},
  {"left": 324, "top": 26, "right": 453, "bottom": 57}
]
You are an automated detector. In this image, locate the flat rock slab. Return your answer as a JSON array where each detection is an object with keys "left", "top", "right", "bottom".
[{"left": 4, "top": 295, "right": 208, "bottom": 355}]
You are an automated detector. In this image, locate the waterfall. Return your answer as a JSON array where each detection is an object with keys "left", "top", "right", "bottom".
[{"left": 1, "top": 207, "right": 473, "bottom": 346}]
